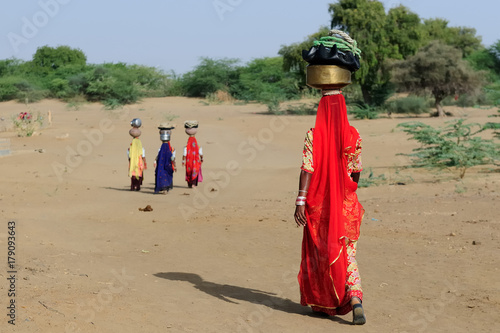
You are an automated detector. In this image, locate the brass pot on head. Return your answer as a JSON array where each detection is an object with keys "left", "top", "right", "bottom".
[{"left": 306, "top": 65, "right": 352, "bottom": 90}]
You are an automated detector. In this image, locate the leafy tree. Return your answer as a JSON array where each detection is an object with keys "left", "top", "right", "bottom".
[
  {"left": 448, "top": 27, "right": 483, "bottom": 58},
  {"left": 391, "top": 41, "right": 484, "bottom": 117},
  {"left": 398, "top": 119, "right": 499, "bottom": 179},
  {"left": 31, "top": 45, "right": 86, "bottom": 73},
  {"left": 0, "top": 58, "right": 27, "bottom": 77},
  {"left": 385, "top": 5, "right": 424, "bottom": 59},
  {"left": 180, "top": 58, "right": 240, "bottom": 97},
  {"left": 467, "top": 48, "right": 499, "bottom": 81},
  {"left": 469, "top": 40, "right": 500, "bottom": 77},
  {"left": 278, "top": 26, "right": 330, "bottom": 86},
  {"left": 230, "top": 57, "right": 299, "bottom": 102},
  {"left": 0, "top": 48, "right": 174, "bottom": 105},
  {"left": 422, "top": 19, "right": 482, "bottom": 57},
  {"left": 490, "top": 40, "right": 500, "bottom": 71},
  {"left": 0, "top": 77, "right": 24, "bottom": 101},
  {"left": 329, "top": 0, "right": 393, "bottom": 105},
  {"left": 84, "top": 64, "right": 140, "bottom": 105}
]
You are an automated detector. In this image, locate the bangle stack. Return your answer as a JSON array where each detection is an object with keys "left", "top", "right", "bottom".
[{"left": 296, "top": 196, "right": 306, "bottom": 206}]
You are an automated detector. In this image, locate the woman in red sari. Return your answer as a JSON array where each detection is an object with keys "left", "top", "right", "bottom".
[
  {"left": 294, "top": 90, "right": 366, "bottom": 325},
  {"left": 182, "top": 120, "right": 203, "bottom": 188}
]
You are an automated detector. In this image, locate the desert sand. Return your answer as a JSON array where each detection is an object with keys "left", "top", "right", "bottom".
[{"left": 0, "top": 97, "right": 499, "bottom": 333}]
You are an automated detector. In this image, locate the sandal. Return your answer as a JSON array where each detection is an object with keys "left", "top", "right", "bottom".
[{"left": 352, "top": 303, "right": 366, "bottom": 325}]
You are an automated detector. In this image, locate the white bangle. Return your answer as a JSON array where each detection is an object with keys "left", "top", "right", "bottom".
[{"left": 295, "top": 196, "right": 306, "bottom": 206}]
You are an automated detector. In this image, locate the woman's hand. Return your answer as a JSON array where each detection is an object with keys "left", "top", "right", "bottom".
[{"left": 294, "top": 205, "right": 307, "bottom": 227}]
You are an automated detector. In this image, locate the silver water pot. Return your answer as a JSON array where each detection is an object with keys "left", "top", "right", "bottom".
[
  {"left": 160, "top": 129, "right": 171, "bottom": 141},
  {"left": 130, "top": 118, "right": 142, "bottom": 128}
]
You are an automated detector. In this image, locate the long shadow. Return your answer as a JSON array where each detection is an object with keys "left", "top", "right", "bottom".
[
  {"left": 103, "top": 186, "right": 135, "bottom": 192},
  {"left": 103, "top": 185, "right": 179, "bottom": 195},
  {"left": 102, "top": 186, "right": 154, "bottom": 193},
  {"left": 172, "top": 184, "right": 191, "bottom": 189},
  {"left": 153, "top": 272, "right": 351, "bottom": 325}
]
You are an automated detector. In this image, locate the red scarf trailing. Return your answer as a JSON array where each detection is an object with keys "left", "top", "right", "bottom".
[
  {"left": 185, "top": 136, "right": 201, "bottom": 182},
  {"left": 299, "top": 94, "right": 356, "bottom": 311}
]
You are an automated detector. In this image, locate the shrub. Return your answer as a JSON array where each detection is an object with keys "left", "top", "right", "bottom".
[
  {"left": 84, "top": 65, "right": 142, "bottom": 106},
  {"left": 229, "top": 57, "right": 300, "bottom": 103},
  {"left": 348, "top": 103, "right": 380, "bottom": 119},
  {"left": 11, "top": 111, "right": 44, "bottom": 137},
  {"left": 484, "top": 81, "right": 500, "bottom": 106},
  {"left": 66, "top": 94, "right": 87, "bottom": 110},
  {"left": 15, "top": 89, "right": 47, "bottom": 103},
  {"left": 205, "top": 90, "right": 234, "bottom": 104},
  {"left": 265, "top": 99, "right": 283, "bottom": 115},
  {"left": 0, "top": 76, "right": 22, "bottom": 101},
  {"left": 49, "top": 78, "right": 71, "bottom": 98},
  {"left": 343, "top": 84, "right": 364, "bottom": 105},
  {"left": 358, "top": 169, "right": 386, "bottom": 188},
  {"left": 385, "top": 96, "right": 429, "bottom": 115},
  {"left": 398, "top": 119, "right": 500, "bottom": 178},
  {"left": 284, "top": 103, "right": 318, "bottom": 115},
  {"left": 180, "top": 58, "right": 240, "bottom": 97}
]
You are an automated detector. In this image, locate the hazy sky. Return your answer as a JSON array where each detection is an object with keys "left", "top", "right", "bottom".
[{"left": 1, "top": 0, "right": 498, "bottom": 74}]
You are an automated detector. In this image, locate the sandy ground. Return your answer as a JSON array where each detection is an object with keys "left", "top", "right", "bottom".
[{"left": 0, "top": 97, "right": 499, "bottom": 333}]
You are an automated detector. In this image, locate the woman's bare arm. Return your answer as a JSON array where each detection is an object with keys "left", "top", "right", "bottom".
[{"left": 294, "top": 170, "right": 312, "bottom": 226}]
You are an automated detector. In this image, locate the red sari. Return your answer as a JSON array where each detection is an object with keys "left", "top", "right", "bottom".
[
  {"left": 185, "top": 137, "right": 202, "bottom": 186},
  {"left": 298, "top": 94, "right": 362, "bottom": 315}
]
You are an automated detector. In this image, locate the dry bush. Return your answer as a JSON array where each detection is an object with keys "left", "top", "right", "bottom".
[{"left": 206, "top": 90, "right": 235, "bottom": 104}]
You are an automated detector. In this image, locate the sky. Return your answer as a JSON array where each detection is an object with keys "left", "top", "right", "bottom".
[{"left": 0, "top": 0, "right": 498, "bottom": 75}]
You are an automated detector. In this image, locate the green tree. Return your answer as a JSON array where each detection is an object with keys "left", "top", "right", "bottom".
[
  {"left": 329, "top": 0, "right": 393, "bottom": 105},
  {"left": 31, "top": 45, "right": 86, "bottom": 73},
  {"left": 422, "top": 19, "right": 482, "bottom": 57},
  {"left": 385, "top": 5, "right": 424, "bottom": 59},
  {"left": 230, "top": 57, "right": 299, "bottom": 102},
  {"left": 467, "top": 47, "right": 499, "bottom": 81},
  {"left": 391, "top": 41, "right": 484, "bottom": 117},
  {"left": 180, "top": 58, "right": 240, "bottom": 97},
  {"left": 0, "top": 58, "right": 27, "bottom": 77},
  {"left": 278, "top": 26, "right": 330, "bottom": 86},
  {"left": 473, "top": 40, "right": 500, "bottom": 77}
]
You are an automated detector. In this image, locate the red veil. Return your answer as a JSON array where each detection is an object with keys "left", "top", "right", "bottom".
[
  {"left": 185, "top": 136, "right": 201, "bottom": 182},
  {"left": 299, "top": 93, "right": 358, "bottom": 314}
]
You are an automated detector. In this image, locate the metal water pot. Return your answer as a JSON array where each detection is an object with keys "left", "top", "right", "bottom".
[
  {"left": 130, "top": 118, "right": 142, "bottom": 128},
  {"left": 160, "top": 129, "right": 171, "bottom": 141}
]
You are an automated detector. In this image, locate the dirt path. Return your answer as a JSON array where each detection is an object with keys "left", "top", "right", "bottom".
[{"left": 0, "top": 98, "right": 499, "bottom": 332}]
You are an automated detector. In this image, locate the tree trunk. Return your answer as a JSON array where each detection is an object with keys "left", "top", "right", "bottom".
[
  {"left": 361, "top": 85, "right": 372, "bottom": 105},
  {"left": 435, "top": 99, "right": 446, "bottom": 117}
]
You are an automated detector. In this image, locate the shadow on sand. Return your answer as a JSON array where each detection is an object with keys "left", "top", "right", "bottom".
[
  {"left": 103, "top": 183, "right": 191, "bottom": 194},
  {"left": 153, "top": 272, "right": 351, "bottom": 325}
]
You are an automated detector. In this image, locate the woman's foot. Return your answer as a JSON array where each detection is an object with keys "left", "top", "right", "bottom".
[
  {"left": 351, "top": 297, "right": 366, "bottom": 325},
  {"left": 352, "top": 303, "right": 366, "bottom": 325}
]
